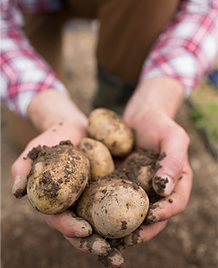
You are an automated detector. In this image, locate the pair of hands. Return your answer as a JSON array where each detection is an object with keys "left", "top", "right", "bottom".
[{"left": 11, "top": 77, "right": 193, "bottom": 267}]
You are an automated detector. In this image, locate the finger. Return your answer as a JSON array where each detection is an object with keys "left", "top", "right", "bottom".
[
  {"left": 147, "top": 158, "right": 193, "bottom": 223},
  {"left": 153, "top": 123, "right": 190, "bottom": 196},
  {"left": 11, "top": 135, "right": 49, "bottom": 198},
  {"left": 64, "top": 234, "right": 111, "bottom": 256},
  {"left": 124, "top": 220, "right": 168, "bottom": 246},
  {"left": 99, "top": 248, "right": 124, "bottom": 268},
  {"left": 11, "top": 153, "right": 33, "bottom": 198},
  {"left": 11, "top": 174, "right": 28, "bottom": 198},
  {"left": 42, "top": 210, "right": 92, "bottom": 238}
]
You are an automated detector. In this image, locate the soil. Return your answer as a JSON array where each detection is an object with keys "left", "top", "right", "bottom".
[{"left": 1, "top": 20, "right": 218, "bottom": 268}]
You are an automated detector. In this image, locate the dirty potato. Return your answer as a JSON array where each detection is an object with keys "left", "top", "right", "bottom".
[
  {"left": 78, "top": 137, "right": 115, "bottom": 180},
  {"left": 27, "top": 141, "right": 90, "bottom": 215},
  {"left": 75, "top": 176, "right": 149, "bottom": 239},
  {"left": 123, "top": 150, "right": 161, "bottom": 192},
  {"left": 87, "top": 108, "right": 134, "bottom": 157}
]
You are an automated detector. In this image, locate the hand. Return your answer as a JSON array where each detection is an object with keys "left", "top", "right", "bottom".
[
  {"left": 122, "top": 77, "right": 193, "bottom": 245},
  {"left": 11, "top": 122, "right": 124, "bottom": 266},
  {"left": 10, "top": 90, "right": 124, "bottom": 266}
]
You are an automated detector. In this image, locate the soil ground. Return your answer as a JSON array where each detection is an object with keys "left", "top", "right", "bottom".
[{"left": 1, "top": 21, "right": 218, "bottom": 268}]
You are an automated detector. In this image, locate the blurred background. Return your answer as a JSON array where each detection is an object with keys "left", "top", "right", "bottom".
[{"left": 1, "top": 20, "right": 218, "bottom": 268}]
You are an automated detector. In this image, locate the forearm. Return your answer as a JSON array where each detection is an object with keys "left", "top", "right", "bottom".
[
  {"left": 123, "top": 77, "right": 191, "bottom": 202},
  {"left": 123, "top": 76, "right": 184, "bottom": 128},
  {"left": 27, "top": 89, "right": 88, "bottom": 133}
]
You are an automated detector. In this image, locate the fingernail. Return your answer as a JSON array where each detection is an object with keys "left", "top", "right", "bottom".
[
  {"left": 145, "top": 211, "right": 160, "bottom": 225},
  {"left": 12, "top": 175, "right": 27, "bottom": 198},
  {"left": 68, "top": 218, "right": 92, "bottom": 237},
  {"left": 153, "top": 175, "right": 175, "bottom": 196},
  {"left": 74, "top": 232, "right": 86, "bottom": 238},
  {"left": 99, "top": 248, "right": 124, "bottom": 267},
  {"left": 91, "top": 239, "right": 111, "bottom": 255},
  {"left": 73, "top": 235, "right": 111, "bottom": 255}
]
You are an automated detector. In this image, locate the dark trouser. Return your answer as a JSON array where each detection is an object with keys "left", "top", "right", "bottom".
[{"left": 5, "top": 0, "right": 179, "bottom": 151}]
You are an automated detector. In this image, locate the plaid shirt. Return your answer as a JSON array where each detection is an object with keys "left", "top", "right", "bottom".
[
  {"left": 141, "top": 0, "right": 218, "bottom": 97},
  {"left": 1, "top": 0, "right": 218, "bottom": 118}
]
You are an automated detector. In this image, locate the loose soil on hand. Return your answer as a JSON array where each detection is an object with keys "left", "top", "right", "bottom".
[{"left": 1, "top": 21, "right": 217, "bottom": 268}]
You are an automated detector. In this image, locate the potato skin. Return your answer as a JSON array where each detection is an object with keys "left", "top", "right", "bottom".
[
  {"left": 75, "top": 177, "right": 149, "bottom": 239},
  {"left": 78, "top": 137, "right": 115, "bottom": 180},
  {"left": 87, "top": 108, "right": 134, "bottom": 157},
  {"left": 27, "top": 144, "right": 90, "bottom": 215},
  {"left": 123, "top": 151, "right": 156, "bottom": 192}
]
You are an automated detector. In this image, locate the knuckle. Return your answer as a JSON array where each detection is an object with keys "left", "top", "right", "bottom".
[
  {"left": 169, "top": 156, "right": 183, "bottom": 176},
  {"left": 172, "top": 155, "right": 183, "bottom": 169}
]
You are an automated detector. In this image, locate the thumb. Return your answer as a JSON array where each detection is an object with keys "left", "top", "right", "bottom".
[
  {"left": 11, "top": 143, "right": 36, "bottom": 198},
  {"left": 152, "top": 124, "right": 190, "bottom": 197}
]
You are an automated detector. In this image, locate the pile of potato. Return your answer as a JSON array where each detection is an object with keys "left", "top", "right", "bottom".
[{"left": 27, "top": 108, "right": 162, "bottom": 239}]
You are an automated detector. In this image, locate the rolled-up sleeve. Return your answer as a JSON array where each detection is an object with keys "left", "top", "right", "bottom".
[
  {"left": 140, "top": 0, "right": 218, "bottom": 97},
  {"left": 0, "top": 0, "right": 68, "bottom": 118}
]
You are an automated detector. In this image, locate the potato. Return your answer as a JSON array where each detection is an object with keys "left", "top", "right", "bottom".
[
  {"left": 75, "top": 176, "right": 149, "bottom": 239},
  {"left": 27, "top": 141, "right": 90, "bottom": 215},
  {"left": 87, "top": 108, "right": 134, "bottom": 157},
  {"left": 123, "top": 150, "right": 159, "bottom": 192},
  {"left": 77, "top": 137, "right": 115, "bottom": 180}
]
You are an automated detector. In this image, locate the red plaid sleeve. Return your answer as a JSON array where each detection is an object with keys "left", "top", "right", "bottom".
[
  {"left": 1, "top": 0, "right": 68, "bottom": 118},
  {"left": 140, "top": 0, "right": 218, "bottom": 97}
]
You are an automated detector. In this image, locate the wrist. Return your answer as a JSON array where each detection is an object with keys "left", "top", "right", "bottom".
[
  {"left": 123, "top": 76, "right": 184, "bottom": 128},
  {"left": 27, "top": 89, "right": 88, "bottom": 133}
]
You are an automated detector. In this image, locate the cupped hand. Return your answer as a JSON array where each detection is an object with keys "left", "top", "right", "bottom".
[
  {"left": 10, "top": 120, "right": 124, "bottom": 266},
  {"left": 123, "top": 109, "right": 193, "bottom": 245},
  {"left": 10, "top": 121, "right": 114, "bottom": 259}
]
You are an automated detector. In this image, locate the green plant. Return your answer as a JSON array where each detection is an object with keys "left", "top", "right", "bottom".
[{"left": 188, "top": 78, "right": 218, "bottom": 157}]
